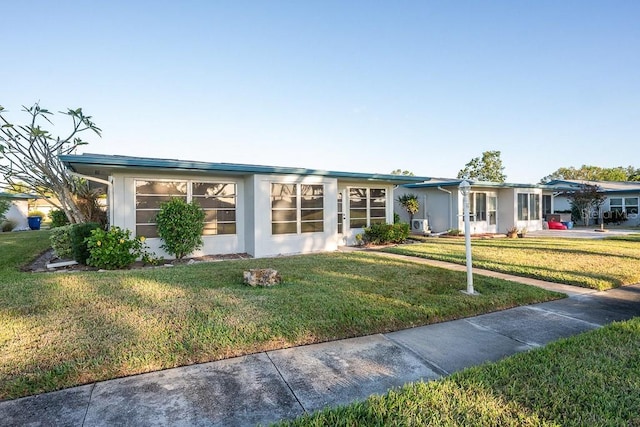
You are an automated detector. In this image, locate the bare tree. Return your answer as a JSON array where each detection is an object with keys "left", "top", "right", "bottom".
[
  {"left": 0, "top": 103, "right": 101, "bottom": 223},
  {"left": 567, "top": 184, "right": 605, "bottom": 226}
]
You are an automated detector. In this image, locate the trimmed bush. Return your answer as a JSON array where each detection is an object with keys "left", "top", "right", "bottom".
[
  {"left": 86, "top": 227, "right": 148, "bottom": 269},
  {"left": 602, "top": 210, "right": 628, "bottom": 225},
  {"left": 70, "top": 222, "right": 101, "bottom": 264},
  {"left": 364, "top": 223, "right": 410, "bottom": 245},
  {"left": 156, "top": 198, "right": 205, "bottom": 259},
  {"left": 50, "top": 225, "right": 74, "bottom": 259},
  {"left": 1, "top": 219, "right": 16, "bottom": 232},
  {"left": 49, "top": 209, "right": 70, "bottom": 228}
]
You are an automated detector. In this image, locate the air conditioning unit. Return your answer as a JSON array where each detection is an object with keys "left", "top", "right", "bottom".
[{"left": 412, "top": 219, "right": 430, "bottom": 233}]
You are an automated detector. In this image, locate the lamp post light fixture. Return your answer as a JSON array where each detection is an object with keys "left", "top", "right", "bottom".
[{"left": 459, "top": 179, "right": 478, "bottom": 295}]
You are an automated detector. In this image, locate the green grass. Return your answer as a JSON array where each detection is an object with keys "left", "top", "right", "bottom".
[
  {"left": 0, "top": 231, "right": 561, "bottom": 400},
  {"left": 384, "top": 237, "right": 640, "bottom": 290},
  {"left": 275, "top": 317, "right": 640, "bottom": 426},
  {"left": 605, "top": 233, "right": 640, "bottom": 242}
]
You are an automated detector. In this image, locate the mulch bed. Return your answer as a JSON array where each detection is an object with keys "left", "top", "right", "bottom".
[{"left": 23, "top": 249, "right": 251, "bottom": 273}]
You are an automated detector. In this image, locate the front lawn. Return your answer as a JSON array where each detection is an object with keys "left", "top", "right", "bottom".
[
  {"left": 385, "top": 236, "right": 640, "bottom": 290},
  {"left": 0, "top": 231, "right": 561, "bottom": 400},
  {"left": 276, "top": 316, "right": 640, "bottom": 426}
]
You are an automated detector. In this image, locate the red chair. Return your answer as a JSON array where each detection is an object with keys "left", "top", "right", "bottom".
[{"left": 547, "top": 221, "right": 568, "bottom": 230}]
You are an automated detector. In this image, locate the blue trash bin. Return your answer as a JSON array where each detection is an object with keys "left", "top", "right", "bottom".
[{"left": 28, "top": 216, "right": 42, "bottom": 230}]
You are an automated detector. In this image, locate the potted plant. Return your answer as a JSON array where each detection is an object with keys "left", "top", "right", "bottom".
[
  {"left": 506, "top": 226, "right": 518, "bottom": 238},
  {"left": 518, "top": 227, "right": 527, "bottom": 238}
]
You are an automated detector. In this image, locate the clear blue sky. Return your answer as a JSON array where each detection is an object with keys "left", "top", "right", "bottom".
[{"left": 3, "top": 1, "right": 639, "bottom": 183}]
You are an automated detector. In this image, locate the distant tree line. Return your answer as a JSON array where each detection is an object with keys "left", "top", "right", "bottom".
[{"left": 540, "top": 165, "right": 640, "bottom": 183}]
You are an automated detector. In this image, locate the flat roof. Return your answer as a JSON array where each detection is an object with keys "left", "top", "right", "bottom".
[
  {"left": 545, "top": 179, "right": 640, "bottom": 193},
  {"left": 404, "top": 179, "right": 547, "bottom": 189},
  {"left": 0, "top": 192, "right": 37, "bottom": 200},
  {"left": 59, "top": 153, "right": 432, "bottom": 184}
]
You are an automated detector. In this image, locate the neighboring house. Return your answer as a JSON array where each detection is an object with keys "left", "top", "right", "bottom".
[
  {"left": 30, "top": 197, "right": 59, "bottom": 219},
  {"left": 0, "top": 192, "right": 32, "bottom": 230},
  {"left": 395, "top": 180, "right": 545, "bottom": 234},
  {"left": 546, "top": 180, "right": 640, "bottom": 226},
  {"left": 60, "top": 153, "right": 430, "bottom": 258}
]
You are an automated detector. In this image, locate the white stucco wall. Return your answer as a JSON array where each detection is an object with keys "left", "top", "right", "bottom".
[
  {"left": 338, "top": 182, "right": 395, "bottom": 246},
  {"left": 396, "top": 186, "right": 545, "bottom": 235},
  {"left": 396, "top": 188, "right": 454, "bottom": 233},
  {"left": 554, "top": 192, "right": 640, "bottom": 226},
  {"left": 514, "top": 188, "right": 544, "bottom": 232},
  {"left": 3, "top": 200, "right": 29, "bottom": 230},
  {"left": 495, "top": 188, "right": 513, "bottom": 233},
  {"left": 552, "top": 195, "right": 572, "bottom": 212},
  {"left": 252, "top": 174, "right": 339, "bottom": 258},
  {"left": 108, "top": 170, "right": 401, "bottom": 258},
  {"left": 112, "top": 172, "right": 245, "bottom": 259}
]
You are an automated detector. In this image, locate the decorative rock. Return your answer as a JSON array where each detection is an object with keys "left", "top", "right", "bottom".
[{"left": 243, "top": 268, "right": 282, "bottom": 287}]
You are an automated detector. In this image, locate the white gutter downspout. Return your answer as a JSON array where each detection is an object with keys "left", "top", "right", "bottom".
[
  {"left": 68, "top": 172, "right": 113, "bottom": 227},
  {"left": 437, "top": 186, "right": 453, "bottom": 229}
]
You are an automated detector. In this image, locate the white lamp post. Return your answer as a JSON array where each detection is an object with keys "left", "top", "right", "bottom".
[{"left": 459, "top": 179, "right": 477, "bottom": 295}]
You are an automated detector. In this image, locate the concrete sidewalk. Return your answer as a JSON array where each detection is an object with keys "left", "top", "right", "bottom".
[{"left": 2, "top": 263, "right": 639, "bottom": 427}]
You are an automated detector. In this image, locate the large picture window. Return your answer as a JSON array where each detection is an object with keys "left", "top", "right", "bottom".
[
  {"left": 271, "top": 183, "right": 324, "bottom": 234},
  {"left": 517, "top": 193, "right": 540, "bottom": 221},
  {"left": 610, "top": 197, "right": 639, "bottom": 216},
  {"left": 136, "top": 180, "right": 187, "bottom": 238},
  {"left": 135, "top": 180, "right": 236, "bottom": 238},
  {"left": 349, "top": 188, "right": 386, "bottom": 228},
  {"left": 192, "top": 182, "right": 237, "bottom": 235}
]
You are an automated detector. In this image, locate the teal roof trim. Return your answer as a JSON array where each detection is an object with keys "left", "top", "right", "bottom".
[
  {"left": 60, "top": 153, "right": 431, "bottom": 183},
  {"left": 545, "top": 180, "right": 640, "bottom": 194},
  {"left": 0, "top": 192, "right": 37, "bottom": 200},
  {"left": 404, "top": 180, "right": 547, "bottom": 190}
]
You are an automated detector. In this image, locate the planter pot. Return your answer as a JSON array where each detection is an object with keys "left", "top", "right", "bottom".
[
  {"left": 507, "top": 232, "right": 518, "bottom": 238},
  {"left": 28, "top": 216, "right": 42, "bottom": 230},
  {"left": 517, "top": 233, "right": 525, "bottom": 238}
]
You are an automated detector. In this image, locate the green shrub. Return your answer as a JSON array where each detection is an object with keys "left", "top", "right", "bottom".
[
  {"left": 70, "top": 222, "right": 101, "bottom": 264},
  {"left": 86, "top": 227, "right": 150, "bottom": 269},
  {"left": 1, "top": 219, "right": 16, "bottom": 232},
  {"left": 0, "top": 198, "right": 10, "bottom": 223},
  {"left": 50, "top": 225, "right": 74, "bottom": 259},
  {"left": 49, "top": 209, "right": 70, "bottom": 228},
  {"left": 602, "top": 210, "right": 627, "bottom": 225},
  {"left": 363, "top": 223, "right": 410, "bottom": 245},
  {"left": 156, "top": 198, "right": 205, "bottom": 259},
  {"left": 448, "top": 228, "right": 463, "bottom": 236}
]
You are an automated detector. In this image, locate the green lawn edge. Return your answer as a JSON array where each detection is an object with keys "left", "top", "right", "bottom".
[
  {"left": 384, "top": 236, "right": 640, "bottom": 290},
  {"left": 275, "top": 317, "right": 640, "bottom": 427},
  {"left": 0, "top": 231, "right": 563, "bottom": 400}
]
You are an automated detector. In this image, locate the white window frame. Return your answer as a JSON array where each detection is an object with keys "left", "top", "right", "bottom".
[
  {"left": 517, "top": 192, "right": 540, "bottom": 221},
  {"left": 134, "top": 179, "right": 237, "bottom": 238},
  {"left": 271, "top": 183, "right": 324, "bottom": 235},
  {"left": 610, "top": 197, "right": 638, "bottom": 216},
  {"left": 347, "top": 187, "right": 387, "bottom": 229}
]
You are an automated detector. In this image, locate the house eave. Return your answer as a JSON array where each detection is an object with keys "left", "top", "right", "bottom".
[{"left": 60, "top": 153, "right": 432, "bottom": 184}]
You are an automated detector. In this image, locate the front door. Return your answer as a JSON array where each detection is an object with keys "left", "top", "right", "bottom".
[
  {"left": 471, "top": 192, "right": 498, "bottom": 234},
  {"left": 487, "top": 194, "right": 498, "bottom": 233}
]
